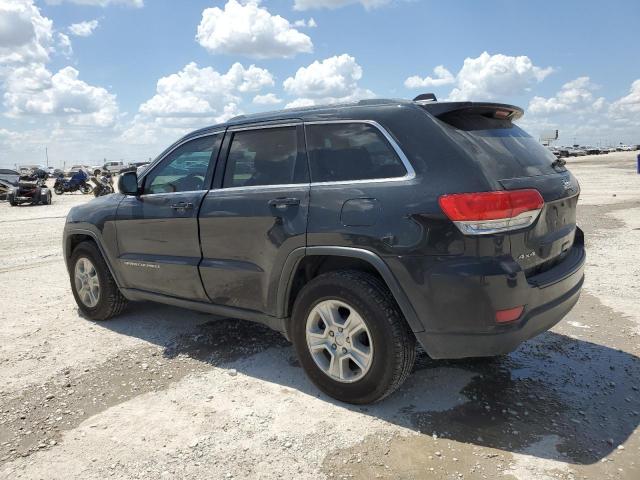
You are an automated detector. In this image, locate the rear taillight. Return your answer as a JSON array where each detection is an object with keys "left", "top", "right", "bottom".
[{"left": 438, "top": 189, "right": 544, "bottom": 235}]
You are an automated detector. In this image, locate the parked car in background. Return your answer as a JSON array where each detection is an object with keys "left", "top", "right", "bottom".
[
  {"left": 63, "top": 96, "right": 585, "bottom": 404},
  {"left": 136, "top": 163, "right": 150, "bottom": 176},
  {"left": 7, "top": 171, "right": 52, "bottom": 206},
  {"left": 67, "top": 165, "right": 90, "bottom": 177},
  {"left": 0, "top": 168, "right": 20, "bottom": 185},
  {"left": 567, "top": 147, "right": 587, "bottom": 157},
  {"left": 120, "top": 161, "right": 149, "bottom": 174},
  {"left": 102, "top": 161, "right": 126, "bottom": 174},
  {"left": 616, "top": 144, "right": 633, "bottom": 151},
  {"left": 583, "top": 146, "right": 601, "bottom": 155},
  {"left": 18, "top": 164, "right": 46, "bottom": 176}
]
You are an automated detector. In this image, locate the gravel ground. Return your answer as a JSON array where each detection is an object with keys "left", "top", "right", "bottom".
[{"left": 1, "top": 152, "right": 639, "bottom": 479}]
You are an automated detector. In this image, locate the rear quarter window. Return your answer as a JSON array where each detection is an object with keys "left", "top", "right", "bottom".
[{"left": 305, "top": 123, "right": 407, "bottom": 183}]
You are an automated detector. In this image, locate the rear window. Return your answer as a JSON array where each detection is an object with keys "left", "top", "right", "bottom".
[
  {"left": 306, "top": 123, "right": 407, "bottom": 183},
  {"left": 436, "top": 112, "right": 558, "bottom": 179},
  {"left": 223, "top": 127, "right": 307, "bottom": 188}
]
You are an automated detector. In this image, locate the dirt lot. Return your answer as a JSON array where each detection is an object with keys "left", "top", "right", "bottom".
[{"left": 1, "top": 151, "right": 640, "bottom": 480}]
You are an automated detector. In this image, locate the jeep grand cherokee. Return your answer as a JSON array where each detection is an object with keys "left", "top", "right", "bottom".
[{"left": 63, "top": 96, "right": 585, "bottom": 404}]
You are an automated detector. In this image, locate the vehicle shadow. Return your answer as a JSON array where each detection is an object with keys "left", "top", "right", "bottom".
[{"left": 97, "top": 301, "right": 640, "bottom": 466}]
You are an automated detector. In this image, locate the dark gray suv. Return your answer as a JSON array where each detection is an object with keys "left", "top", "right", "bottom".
[{"left": 63, "top": 96, "right": 585, "bottom": 404}]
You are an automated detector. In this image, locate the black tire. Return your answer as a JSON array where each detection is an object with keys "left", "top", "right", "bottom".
[
  {"left": 8, "top": 194, "right": 17, "bottom": 206},
  {"left": 41, "top": 191, "right": 52, "bottom": 205},
  {"left": 54, "top": 187, "right": 63, "bottom": 195},
  {"left": 290, "top": 270, "right": 416, "bottom": 404},
  {"left": 69, "top": 241, "right": 127, "bottom": 321},
  {"left": 81, "top": 184, "right": 93, "bottom": 195}
]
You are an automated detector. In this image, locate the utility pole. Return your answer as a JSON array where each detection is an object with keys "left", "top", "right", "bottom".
[{"left": 45, "top": 147, "right": 49, "bottom": 167}]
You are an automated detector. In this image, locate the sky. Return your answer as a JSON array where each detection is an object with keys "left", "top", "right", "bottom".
[{"left": 0, "top": 0, "right": 639, "bottom": 169}]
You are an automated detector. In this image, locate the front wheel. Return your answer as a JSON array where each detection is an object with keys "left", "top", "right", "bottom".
[
  {"left": 69, "top": 242, "right": 127, "bottom": 320},
  {"left": 54, "top": 186, "right": 63, "bottom": 195},
  {"left": 290, "top": 270, "right": 416, "bottom": 404}
]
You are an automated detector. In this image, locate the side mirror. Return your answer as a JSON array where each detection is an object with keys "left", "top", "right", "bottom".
[{"left": 118, "top": 171, "right": 140, "bottom": 195}]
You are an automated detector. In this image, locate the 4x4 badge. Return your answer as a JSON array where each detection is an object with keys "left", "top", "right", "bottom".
[{"left": 518, "top": 251, "right": 536, "bottom": 260}]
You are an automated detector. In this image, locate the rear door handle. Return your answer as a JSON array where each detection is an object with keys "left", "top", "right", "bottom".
[
  {"left": 171, "top": 202, "right": 194, "bottom": 210},
  {"left": 268, "top": 197, "right": 300, "bottom": 208}
]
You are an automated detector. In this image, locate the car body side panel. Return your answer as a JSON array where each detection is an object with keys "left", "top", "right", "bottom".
[
  {"left": 198, "top": 185, "right": 310, "bottom": 315},
  {"left": 115, "top": 191, "right": 210, "bottom": 301}
]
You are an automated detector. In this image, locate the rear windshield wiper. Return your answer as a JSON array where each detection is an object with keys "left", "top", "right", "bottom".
[{"left": 551, "top": 158, "right": 566, "bottom": 168}]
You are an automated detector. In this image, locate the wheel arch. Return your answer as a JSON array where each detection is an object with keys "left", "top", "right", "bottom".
[
  {"left": 277, "top": 246, "right": 424, "bottom": 335},
  {"left": 64, "top": 229, "right": 122, "bottom": 288}
]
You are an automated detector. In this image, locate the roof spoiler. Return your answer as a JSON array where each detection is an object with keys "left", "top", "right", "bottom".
[
  {"left": 413, "top": 93, "right": 437, "bottom": 102},
  {"left": 420, "top": 101, "right": 524, "bottom": 121}
]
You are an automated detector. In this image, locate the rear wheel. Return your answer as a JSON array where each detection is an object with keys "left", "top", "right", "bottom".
[
  {"left": 81, "top": 184, "right": 93, "bottom": 195},
  {"left": 69, "top": 241, "right": 127, "bottom": 320},
  {"left": 291, "top": 270, "right": 416, "bottom": 404},
  {"left": 8, "top": 194, "right": 17, "bottom": 206},
  {"left": 54, "top": 186, "right": 63, "bottom": 195},
  {"left": 41, "top": 191, "right": 52, "bottom": 205}
]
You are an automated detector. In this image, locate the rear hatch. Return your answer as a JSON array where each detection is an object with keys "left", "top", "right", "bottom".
[{"left": 424, "top": 102, "right": 580, "bottom": 276}]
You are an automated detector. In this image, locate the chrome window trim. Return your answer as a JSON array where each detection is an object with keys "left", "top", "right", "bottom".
[
  {"left": 304, "top": 119, "right": 416, "bottom": 186},
  {"left": 206, "top": 183, "right": 310, "bottom": 194},
  {"left": 137, "top": 130, "right": 226, "bottom": 188},
  {"left": 227, "top": 122, "right": 302, "bottom": 132},
  {"left": 137, "top": 189, "right": 209, "bottom": 198}
]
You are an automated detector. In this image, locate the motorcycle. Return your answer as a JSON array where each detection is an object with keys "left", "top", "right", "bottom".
[
  {"left": 91, "top": 172, "right": 115, "bottom": 197},
  {"left": 54, "top": 170, "right": 93, "bottom": 195}
]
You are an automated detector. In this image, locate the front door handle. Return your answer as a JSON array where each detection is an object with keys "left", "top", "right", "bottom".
[
  {"left": 268, "top": 197, "right": 301, "bottom": 208},
  {"left": 171, "top": 202, "right": 194, "bottom": 210}
]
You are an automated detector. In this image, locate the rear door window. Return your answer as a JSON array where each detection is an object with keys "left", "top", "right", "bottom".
[
  {"left": 223, "top": 126, "right": 307, "bottom": 188},
  {"left": 305, "top": 123, "right": 407, "bottom": 183}
]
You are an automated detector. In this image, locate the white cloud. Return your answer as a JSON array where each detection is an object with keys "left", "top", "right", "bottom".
[
  {"left": 293, "top": 17, "right": 317, "bottom": 28},
  {"left": 4, "top": 65, "right": 118, "bottom": 127},
  {"left": 45, "top": 0, "right": 143, "bottom": 7},
  {"left": 404, "top": 52, "right": 553, "bottom": 101},
  {"left": 196, "top": 0, "right": 313, "bottom": 59},
  {"left": 447, "top": 52, "right": 553, "bottom": 101},
  {"left": 294, "top": 0, "right": 391, "bottom": 10},
  {"left": 253, "top": 93, "right": 282, "bottom": 105},
  {"left": 283, "top": 54, "right": 374, "bottom": 108},
  {"left": 528, "top": 77, "right": 604, "bottom": 115},
  {"left": 0, "top": 1, "right": 118, "bottom": 129},
  {"left": 56, "top": 32, "right": 72, "bottom": 56},
  {"left": 518, "top": 77, "right": 640, "bottom": 146},
  {"left": 0, "top": 0, "right": 53, "bottom": 66},
  {"left": 139, "top": 62, "right": 273, "bottom": 119},
  {"left": 123, "top": 62, "right": 273, "bottom": 145},
  {"left": 68, "top": 19, "right": 99, "bottom": 37},
  {"left": 404, "top": 65, "right": 455, "bottom": 89},
  {"left": 610, "top": 79, "right": 640, "bottom": 115}
]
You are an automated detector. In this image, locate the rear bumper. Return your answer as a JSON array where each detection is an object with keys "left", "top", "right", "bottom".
[
  {"left": 415, "top": 269, "right": 583, "bottom": 358},
  {"left": 390, "top": 231, "right": 586, "bottom": 359}
]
